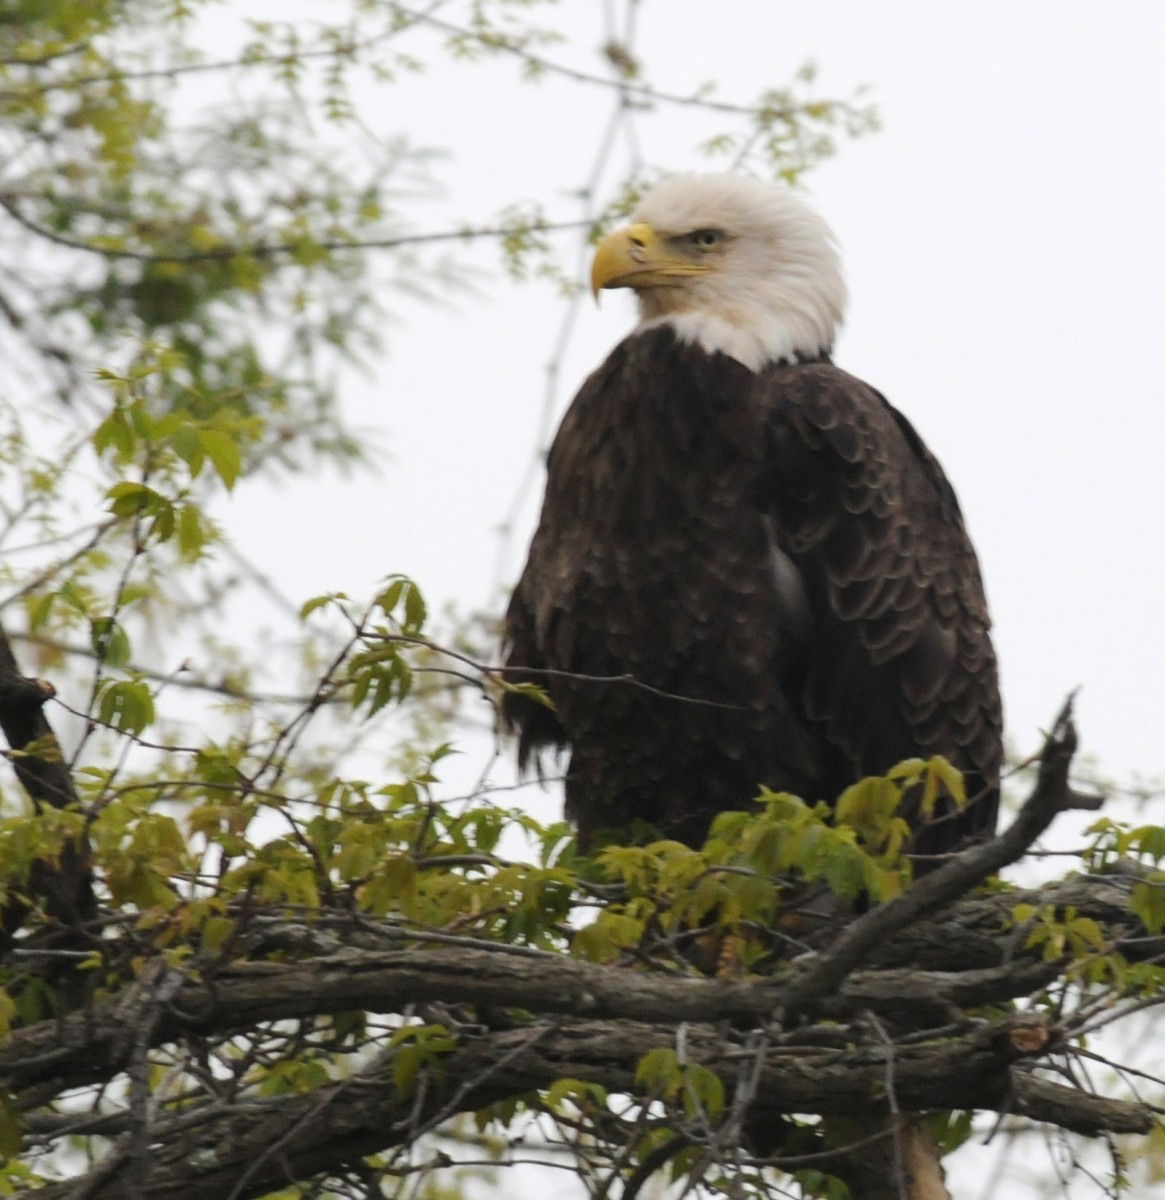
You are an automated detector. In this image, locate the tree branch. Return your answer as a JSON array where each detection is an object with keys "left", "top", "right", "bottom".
[
  {"left": 1, "top": 858, "right": 1151, "bottom": 1106},
  {"left": 0, "top": 618, "right": 93, "bottom": 946},
  {"left": 0, "top": 191, "right": 590, "bottom": 265},
  {"left": 778, "top": 699, "right": 1099, "bottom": 1014},
  {"left": 26, "top": 1012, "right": 1151, "bottom": 1200}
]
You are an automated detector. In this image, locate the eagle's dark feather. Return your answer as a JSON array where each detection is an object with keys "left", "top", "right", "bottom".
[{"left": 503, "top": 326, "right": 1001, "bottom": 859}]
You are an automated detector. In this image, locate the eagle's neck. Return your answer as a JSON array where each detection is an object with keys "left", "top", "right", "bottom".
[{"left": 637, "top": 310, "right": 833, "bottom": 372}]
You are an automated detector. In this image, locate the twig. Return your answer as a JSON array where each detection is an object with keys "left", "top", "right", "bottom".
[
  {"left": 389, "top": 631, "right": 749, "bottom": 711},
  {"left": 0, "top": 191, "right": 589, "bottom": 265},
  {"left": 866, "top": 1011, "right": 909, "bottom": 1200}
]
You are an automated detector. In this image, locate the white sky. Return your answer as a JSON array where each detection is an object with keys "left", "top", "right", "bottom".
[
  {"left": 228, "top": 0, "right": 1165, "bottom": 797},
  {"left": 207, "top": 4, "right": 1165, "bottom": 1196}
]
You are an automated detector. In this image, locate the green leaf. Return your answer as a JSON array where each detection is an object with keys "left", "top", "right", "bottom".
[
  {"left": 25, "top": 591, "right": 55, "bottom": 633},
  {"left": 824, "top": 842, "right": 867, "bottom": 899},
  {"left": 106, "top": 480, "right": 159, "bottom": 518},
  {"left": 97, "top": 679, "right": 156, "bottom": 735},
  {"left": 359, "top": 854, "right": 417, "bottom": 915},
  {"left": 680, "top": 1063, "right": 725, "bottom": 1119},
  {"left": 544, "top": 1077, "right": 608, "bottom": 1112},
  {"left": 1067, "top": 915, "right": 1105, "bottom": 952},
  {"left": 200, "top": 916, "right": 237, "bottom": 953},
  {"left": 171, "top": 423, "right": 205, "bottom": 476},
  {"left": 0, "top": 991, "right": 16, "bottom": 1040},
  {"left": 632, "top": 1051, "right": 723, "bottom": 1119},
  {"left": 0, "top": 1090, "right": 23, "bottom": 1159},
  {"left": 349, "top": 651, "right": 412, "bottom": 716},
  {"left": 299, "top": 593, "right": 340, "bottom": 621},
  {"left": 198, "top": 429, "right": 243, "bottom": 489},
  {"left": 836, "top": 776, "right": 901, "bottom": 833},
  {"left": 90, "top": 616, "right": 131, "bottom": 666},
  {"left": 572, "top": 910, "right": 643, "bottom": 963},
  {"left": 374, "top": 575, "right": 426, "bottom": 633},
  {"left": 793, "top": 1168, "right": 850, "bottom": 1200},
  {"left": 56, "top": 581, "right": 94, "bottom": 618},
  {"left": 403, "top": 580, "right": 426, "bottom": 632},
  {"left": 387, "top": 1025, "right": 457, "bottom": 1098},
  {"left": 149, "top": 499, "right": 176, "bottom": 542},
  {"left": 392, "top": 1046, "right": 421, "bottom": 1098},
  {"left": 929, "top": 1109, "right": 975, "bottom": 1155},
  {"left": 635, "top": 1048, "right": 682, "bottom": 1096},
  {"left": 1130, "top": 879, "right": 1165, "bottom": 935},
  {"left": 885, "top": 758, "right": 926, "bottom": 783},
  {"left": 107, "top": 859, "right": 178, "bottom": 911},
  {"left": 176, "top": 503, "right": 209, "bottom": 559},
  {"left": 928, "top": 755, "right": 967, "bottom": 809},
  {"left": 498, "top": 679, "right": 555, "bottom": 710},
  {"left": 1133, "top": 825, "right": 1165, "bottom": 863},
  {"left": 93, "top": 406, "right": 137, "bottom": 461}
]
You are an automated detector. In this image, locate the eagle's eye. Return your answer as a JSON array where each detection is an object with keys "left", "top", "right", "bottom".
[{"left": 688, "top": 229, "right": 723, "bottom": 249}]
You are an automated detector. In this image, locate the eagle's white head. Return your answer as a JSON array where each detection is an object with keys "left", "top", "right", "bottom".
[{"left": 592, "top": 174, "right": 846, "bottom": 372}]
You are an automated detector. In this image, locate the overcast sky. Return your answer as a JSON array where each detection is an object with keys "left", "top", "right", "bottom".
[
  {"left": 206, "top": 4, "right": 1165, "bottom": 1195},
  {"left": 227, "top": 1, "right": 1165, "bottom": 804}
]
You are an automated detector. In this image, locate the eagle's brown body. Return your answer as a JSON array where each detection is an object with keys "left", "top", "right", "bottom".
[{"left": 503, "top": 326, "right": 1002, "bottom": 857}]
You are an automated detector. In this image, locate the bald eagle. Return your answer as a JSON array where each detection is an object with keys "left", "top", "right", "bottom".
[{"left": 502, "top": 174, "right": 1002, "bottom": 864}]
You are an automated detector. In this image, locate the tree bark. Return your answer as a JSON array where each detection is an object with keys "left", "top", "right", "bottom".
[{"left": 26, "top": 1009, "right": 1150, "bottom": 1200}]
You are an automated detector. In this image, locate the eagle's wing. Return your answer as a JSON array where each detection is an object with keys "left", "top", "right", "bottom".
[
  {"left": 760, "top": 362, "right": 1003, "bottom": 851},
  {"left": 501, "top": 565, "right": 569, "bottom": 773},
  {"left": 499, "top": 346, "right": 633, "bottom": 776}
]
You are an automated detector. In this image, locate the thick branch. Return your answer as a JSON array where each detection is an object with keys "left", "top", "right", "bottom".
[
  {"left": 30, "top": 1012, "right": 1149, "bottom": 1200},
  {"left": 1010, "top": 1073, "right": 1159, "bottom": 1137},
  {"left": 0, "top": 864, "right": 1146, "bottom": 1104}
]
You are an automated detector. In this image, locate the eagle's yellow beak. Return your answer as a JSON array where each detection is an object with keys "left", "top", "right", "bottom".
[{"left": 590, "top": 222, "right": 711, "bottom": 298}]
